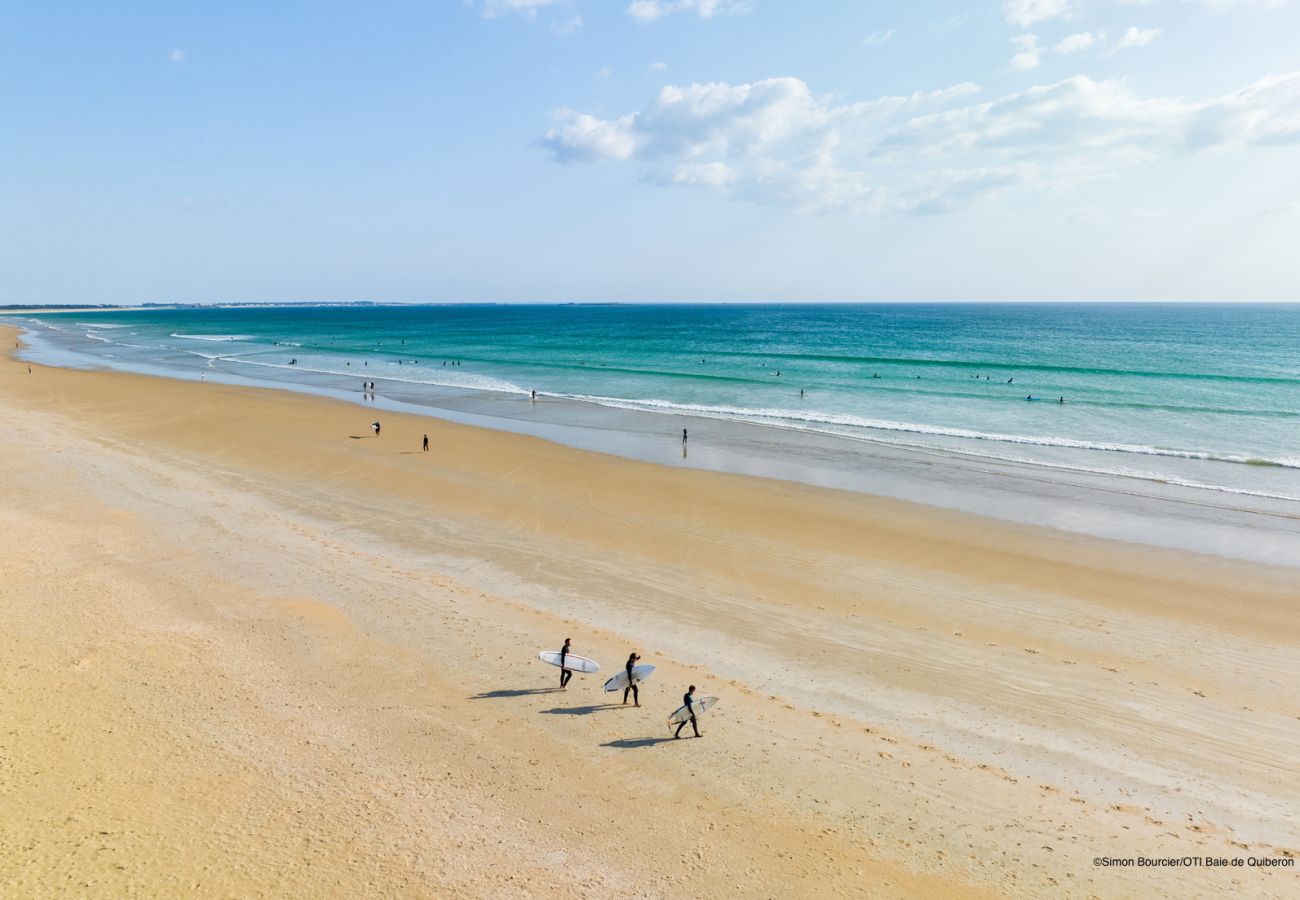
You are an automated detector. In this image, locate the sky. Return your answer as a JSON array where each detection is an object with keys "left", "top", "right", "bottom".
[{"left": 1, "top": 0, "right": 1298, "bottom": 304}]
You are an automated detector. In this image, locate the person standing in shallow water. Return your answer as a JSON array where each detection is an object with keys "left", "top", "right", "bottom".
[
  {"left": 675, "top": 685, "right": 701, "bottom": 739},
  {"left": 623, "top": 653, "right": 642, "bottom": 707},
  {"left": 682, "top": 428, "right": 688, "bottom": 445}
]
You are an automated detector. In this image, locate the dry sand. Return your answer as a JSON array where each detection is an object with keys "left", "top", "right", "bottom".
[{"left": 1, "top": 325, "right": 1297, "bottom": 898}]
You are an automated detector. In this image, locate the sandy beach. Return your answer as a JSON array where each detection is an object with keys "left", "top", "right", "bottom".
[{"left": 2, "top": 324, "right": 1297, "bottom": 898}]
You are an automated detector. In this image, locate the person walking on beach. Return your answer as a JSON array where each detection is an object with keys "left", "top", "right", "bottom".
[
  {"left": 675, "top": 685, "right": 701, "bottom": 739},
  {"left": 558, "top": 638, "right": 574, "bottom": 690},
  {"left": 372, "top": 421, "right": 381, "bottom": 437},
  {"left": 422, "top": 433, "right": 429, "bottom": 452},
  {"left": 623, "top": 653, "right": 642, "bottom": 707}
]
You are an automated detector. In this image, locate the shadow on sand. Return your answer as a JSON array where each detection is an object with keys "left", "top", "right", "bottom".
[
  {"left": 470, "top": 688, "right": 562, "bottom": 699},
  {"left": 540, "top": 704, "right": 623, "bottom": 716},
  {"left": 601, "top": 736, "right": 681, "bottom": 749}
]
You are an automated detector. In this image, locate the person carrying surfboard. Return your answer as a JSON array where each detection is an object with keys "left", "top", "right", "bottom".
[
  {"left": 558, "top": 638, "right": 574, "bottom": 690},
  {"left": 675, "top": 685, "right": 701, "bottom": 739},
  {"left": 623, "top": 653, "right": 642, "bottom": 707}
]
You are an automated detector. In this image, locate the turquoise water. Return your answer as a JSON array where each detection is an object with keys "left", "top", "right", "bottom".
[{"left": 15, "top": 303, "right": 1300, "bottom": 518}]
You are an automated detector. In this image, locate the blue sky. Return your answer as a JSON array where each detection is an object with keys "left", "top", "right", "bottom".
[{"left": 1, "top": 0, "right": 1298, "bottom": 304}]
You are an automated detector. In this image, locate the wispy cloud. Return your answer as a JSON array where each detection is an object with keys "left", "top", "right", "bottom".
[
  {"left": 1106, "top": 25, "right": 1160, "bottom": 54},
  {"left": 552, "top": 14, "right": 583, "bottom": 35},
  {"left": 538, "top": 72, "right": 1300, "bottom": 215},
  {"left": 1010, "top": 34, "right": 1042, "bottom": 71},
  {"left": 476, "top": 0, "right": 559, "bottom": 19},
  {"left": 1054, "top": 31, "right": 1096, "bottom": 53},
  {"left": 863, "top": 29, "right": 895, "bottom": 46},
  {"left": 627, "top": 0, "right": 754, "bottom": 24},
  {"left": 168, "top": 48, "right": 186, "bottom": 63},
  {"left": 1002, "top": 0, "right": 1071, "bottom": 28}
]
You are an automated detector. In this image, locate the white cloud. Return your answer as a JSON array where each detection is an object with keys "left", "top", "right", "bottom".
[
  {"left": 1054, "top": 31, "right": 1096, "bottom": 53},
  {"left": 863, "top": 29, "right": 895, "bottom": 46},
  {"left": 477, "top": 0, "right": 558, "bottom": 18},
  {"left": 1002, "top": 0, "right": 1071, "bottom": 27},
  {"left": 1010, "top": 34, "right": 1042, "bottom": 71},
  {"left": 627, "top": 0, "right": 754, "bottom": 24},
  {"left": 552, "top": 14, "right": 583, "bottom": 35},
  {"left": 168, "top": 48, "right": 186, "bottom": 63},
  {"left": 1107, "top": 25, "right": 1160, "bottom": 54},
  {"left": 597, "top": 66, "right": 613, "bottom": 79},
  {"left": 538, "top": 72, "right": 1300, "bottom": 215},
  {"left": 650, "top": 61, "right": 669, "bottom": 71}
]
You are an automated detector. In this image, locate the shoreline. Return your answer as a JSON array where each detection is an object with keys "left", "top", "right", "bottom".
[
  {"left": 3, "top": 324, "right": 1299, "bottom": 897},
  {"left": 11, "top": 314, "right": 1300, "bottom": 569}
]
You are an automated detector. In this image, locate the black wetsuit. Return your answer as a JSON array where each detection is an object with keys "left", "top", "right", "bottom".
[
  {"left": 623, "top": 658, "right": 639, "bottom": 706},
  {"left": 675, "top": 692, "right": 700, "bottom": 738},
  {"left": 559, "top": 645, "right": 573, "bottom": 688}
]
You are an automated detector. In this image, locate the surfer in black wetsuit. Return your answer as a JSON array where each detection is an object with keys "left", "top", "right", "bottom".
[
  {"left": 623, "top": 653, "right": 642, "bottom": 707},
  {"left": 559, "top": 638, "right": 574, "bottom": 689},
  {"left": 675, "top": 685, "right": 701, "bottom": 738}
]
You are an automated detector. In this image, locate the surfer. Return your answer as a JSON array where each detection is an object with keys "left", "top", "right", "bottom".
[
  {"left": 422, "top": 434, "right": 429, "bottom": 452},
  {"left": 623, "top": 653, "right": 642, "bottom": 707},
  {"left": 675, "top": 686, "right": 701, "bottom": 739},
  {"left": 558, "top": 638, "right": 574, "bottom": 690}
]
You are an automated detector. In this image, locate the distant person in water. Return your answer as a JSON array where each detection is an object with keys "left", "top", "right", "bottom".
[
  {"left": 800, "top": 388, "right": 804, "bottom": 398},
  {"left": 372, "top": 421, "right": 381, "bottom": 437},
  {"left": 558, "top": 638, "right": 574, "bottom": 689},
  {"left": 422, "top": 433, "right": 429, "bottom": 452},
  {"left": 1058, "top": 397, "right": 1065, "bottom": 404},
  {"left": 682, "top": 428, "right": 688, "bottom": 445},
  {"left": 531, "top": 389, "right": 536, "bottom": 401},
  {"left": 675, "top": 685, "right": 701, "bottom": 739},
  {"left": 623, "top": 653, "right": 642, "bottom": 707}
]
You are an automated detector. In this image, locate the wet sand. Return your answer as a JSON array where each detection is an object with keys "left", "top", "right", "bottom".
[{"left": 1, "top": 326, "right": 1297, "bottom": 898}]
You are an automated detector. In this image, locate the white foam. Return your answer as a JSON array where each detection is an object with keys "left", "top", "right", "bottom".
[
  {"left": 553, "top": 393, "right": 1300, "bottom": 470},
  {"left": 170, "top": 333, "right": 256, "bottom": 342},
  {"left": 222, "top": 357, "right": 528, "bottom": 395}
]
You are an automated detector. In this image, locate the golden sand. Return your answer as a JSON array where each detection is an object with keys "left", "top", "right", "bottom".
[{"left": 1, "top": 326, "right": 1297, "bottom": 898}]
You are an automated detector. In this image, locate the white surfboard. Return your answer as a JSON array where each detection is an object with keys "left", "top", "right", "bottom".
[
  {"left": 667, "top": 695, "right": 719, "bottom": 725},
  {"left": 537, "top": 650, "right": 600, "bottom": 674},
  {"left": 603, "top": 664, "right": 656, "bottom": 693}
]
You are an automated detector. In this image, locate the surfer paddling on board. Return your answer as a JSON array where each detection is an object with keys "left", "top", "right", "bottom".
[
  {"left": 558, "top": 638, "right": 575, "bottom": 690},
  {"left": 675, "top": 685, "right": 701, "bottom": 739},
  {"left": 623, "top": 653, "right": 642, "bottom": 707}
]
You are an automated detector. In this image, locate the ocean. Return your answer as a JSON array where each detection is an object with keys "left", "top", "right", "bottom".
[{"left": 11, "top": 303, "right": 1300, "bottom": 564}]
